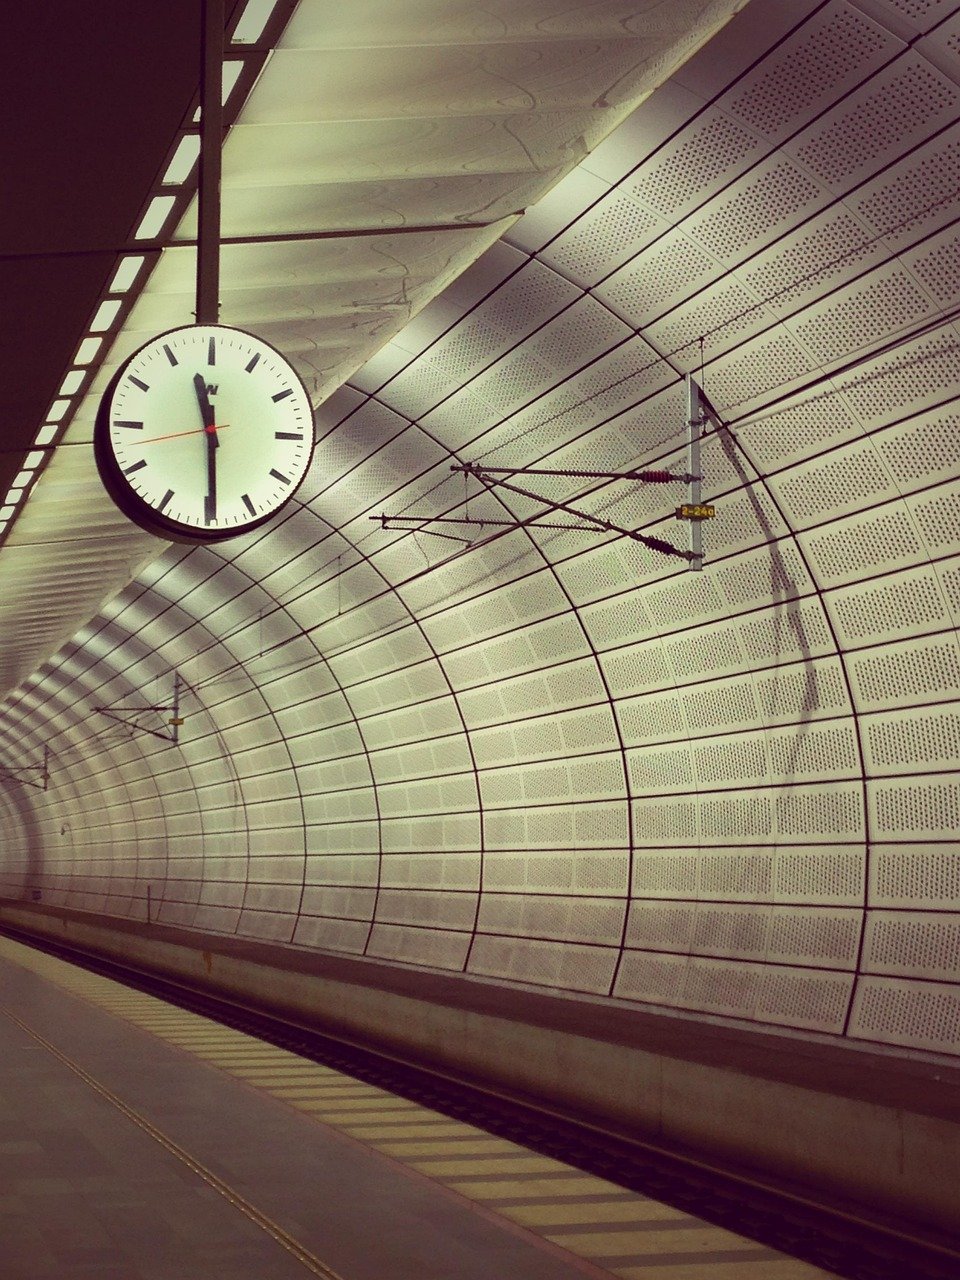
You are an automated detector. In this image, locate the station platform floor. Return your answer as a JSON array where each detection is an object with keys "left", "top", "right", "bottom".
[{"left": 0, "top": 934, "right": 840, "bottom": 1280}]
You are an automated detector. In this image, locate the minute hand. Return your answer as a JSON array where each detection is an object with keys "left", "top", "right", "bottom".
[
  {"left": 204, "top": 423, "right": 219, "bottom": 522},
  {"left": 195, "top": 374, "right": 219, "bottom": 523},
  {"left": 194, "top": 373, "right": 216, "bottom": 428}
]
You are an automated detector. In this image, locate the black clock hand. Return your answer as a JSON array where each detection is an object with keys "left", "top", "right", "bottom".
[
  {"left": 205, "top": 424, "right": 218, "bottom": 522},
  {"left": 195, "top": 373, "right": 219, "bottom": 522},
  {"left": 194, "top": 373, "right": 215, "bottom": 428}
]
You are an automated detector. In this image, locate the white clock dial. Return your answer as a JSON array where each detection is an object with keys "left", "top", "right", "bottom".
[{"left": 94, "top": 324, "right": 315, "bottom": 542}]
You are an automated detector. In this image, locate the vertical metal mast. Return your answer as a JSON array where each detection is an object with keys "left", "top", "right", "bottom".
[
  {"left": 170, "top": 671, "right": 182, "bottom": 746},
  {"left": 196, "top": 0, "right": 224, "bottom": 325},
  {"left": 686, "top": 373, "right": 704, "bottom": 572}
]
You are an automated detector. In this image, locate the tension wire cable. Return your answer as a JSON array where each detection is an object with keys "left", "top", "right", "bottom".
[
  {"left": 467, "top": 188, "right": 960, "bottom": 467},
  {"left": 465, "top": 463, "right": 696, "bottom": 563}
]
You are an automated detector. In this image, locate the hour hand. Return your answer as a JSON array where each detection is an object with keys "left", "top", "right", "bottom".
[{"left": 194, "top": 373, "right": 216, "bottom": 432}]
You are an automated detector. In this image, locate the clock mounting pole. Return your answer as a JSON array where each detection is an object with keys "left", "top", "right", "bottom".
[
  {"left": 196, "top": 0, "right": 224, "bottom": 326},
  {"left": 94, "top": 2, "right": 316, "bottom": 543}
]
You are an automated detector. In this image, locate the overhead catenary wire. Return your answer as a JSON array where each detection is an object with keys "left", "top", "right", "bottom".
[
  {"left": 4, "top": 196, "right": 958, "bottom": 727},
  {"left": 358, "top": 289, "right": 960, "bottom": 573},
  {"left": 343, "top": 198, "right": 960, "bottom": 570},
  {"left": 9, "top": 264, "right": 943, "bottom": 713},
  {"left": 460, "top": 463, "right": 696, "bottom": 562},
  {"left": 0, "top": 262, "right": 944, "bottom": 719},
  {"left": 469, "top": 186, "right": 960, "bottom": 466}
]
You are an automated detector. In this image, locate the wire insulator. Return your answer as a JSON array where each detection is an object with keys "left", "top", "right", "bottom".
[{"left": 640, "top": 533, "right": 688, "bottom": 558}]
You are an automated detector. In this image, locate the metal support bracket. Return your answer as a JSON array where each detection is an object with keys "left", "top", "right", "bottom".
[
  {"left": 0, "top": 745, "right": 50, "bottom": 791},
  {"left": 371, "top": 380, "right": 721, "bottom": 568},
  {"left": 457, "top": 463, "right": 695, "bottom": 560},
  {"left": 373, "top": 511, "right": 619, "bottom": 545},
  {"left": 372, "top": 463, "right": 698, "bottom": 563},
  {"left": 685, "top": 374, "right": 705, "bottom": 572},
  {"left": 93, "top": 672, "right": 183, "bottom": 745}
]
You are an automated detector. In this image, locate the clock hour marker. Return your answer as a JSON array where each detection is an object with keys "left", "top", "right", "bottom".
[
  {"left": 269, "top": 468, "right": 291, "bottom": 485},
  {"left": 163, "top": 344, "right": 178, "bottom": 366},
  {"left": 241, "top": 493, "right": 256, "bottom": 517},
  {"left": 275, "top": 431, "right": 302, "bottom": 440},
  {"left": 245, "top": 353, "right": 260, "bottom": 373},
  {"left": 272, "top": 388, "right": 293, "bottom": 402},
  {"left": 208, "top": 336, "right": 216, "bottom": 365},
  {"left": 158, "top": 489, "right": 174, "bottom": 512},
  {"left": 122, "top": 459, "right": 147, "bottom": 475},
  {"left": 129, "top": 376, "right": 149, "bottom": 391},
  {"left": 114, "top": 420, "right": 143, "bottom": 430}
]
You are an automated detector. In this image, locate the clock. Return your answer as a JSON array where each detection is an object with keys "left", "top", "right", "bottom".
[{"left": 94, "top": 323, "right": 315, "bottom": 543}]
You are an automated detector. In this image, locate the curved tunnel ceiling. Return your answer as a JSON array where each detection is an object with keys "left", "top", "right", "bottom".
[
  {"left": 0, "top": 0, "right": 747, "bottom": 693},
  {"left": 2, "top": 0, "right": 960, "bottom": 1065}
]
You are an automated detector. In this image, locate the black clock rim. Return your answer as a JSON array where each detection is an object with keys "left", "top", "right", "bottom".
[{"left": 93, "top": 323, "right": 316, "bottom": 545}]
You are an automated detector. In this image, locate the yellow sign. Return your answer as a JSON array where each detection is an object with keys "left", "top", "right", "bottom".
[{"left": 676, "top": 503, "right": 715, "bottom": 520}]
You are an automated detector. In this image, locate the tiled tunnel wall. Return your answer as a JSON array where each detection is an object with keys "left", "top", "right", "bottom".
[{"left": 2, "top": 0, "right": 960, "bottom": 1060}]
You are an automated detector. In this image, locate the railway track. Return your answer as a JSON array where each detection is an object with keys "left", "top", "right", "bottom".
[{"left": 3, "top": 921, "right": 956, "bottom": 1280}]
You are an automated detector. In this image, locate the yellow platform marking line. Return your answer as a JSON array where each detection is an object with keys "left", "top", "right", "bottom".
[
  {"left": 377, "top": 1137, "right": 512, "bottom": 1157},
  {"left": 347, "top": 1121, "right": 482, "bottom": 1140},
  {"left": 554, "top": 1226, "right": 774, "bottom": 1257},
  {"left": 0, "top": 1000, "right": 345, "bottom": 1280},
  {"left": 298, "top": 1096, "right": 419, "bottom": 1112},
  {"left": 0, "top": 937, "right": 839, "bottom": 1280},
  {"left": 454, "top": 1175, "right": 622, "bottom": 1199},
  {"left": 269, "top": 1086, "right": 389, "bottom": 1099},
  {"left": 616, "top": 1264, "right": 833, "bottom": 1280},
  {"left": 506, "top": 1202, "right": 692, "bottom": 1226}
]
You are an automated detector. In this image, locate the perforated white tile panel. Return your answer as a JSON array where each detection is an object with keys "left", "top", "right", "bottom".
[{"left": 2, "top": 0, "right": 960, "bottom": 1064}]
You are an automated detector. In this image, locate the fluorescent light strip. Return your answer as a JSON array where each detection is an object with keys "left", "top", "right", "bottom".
[
  {"left": 232, "top": 0, "right": 277, "bottom": 44},
  {"left": 90, "top": 299, "right": 122, "bottom": 332},
  {"left": 223, "top": 60, "right": 244, "bottom": 101},
  {"left": 134, "top": 195, "right": 176, "bottom": 240},
  {"left": 46, "top": 400, "right": 71, "bottom": 423},
  {"left": 162, "top": 134, "right": 201, "bottom": 185},
  {"left": 109, "top": 256, "right": 144, "bottom": 294},
  {"left": 193, "top": 58, "right": 249, "bottom": 122},
  {"left": 75, "top": 337, "right": 103, "bottom": 364}
]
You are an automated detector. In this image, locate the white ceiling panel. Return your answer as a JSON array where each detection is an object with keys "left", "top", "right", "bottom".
[{"left": 0, "top": 0, "right": 749, "bottom": 692}]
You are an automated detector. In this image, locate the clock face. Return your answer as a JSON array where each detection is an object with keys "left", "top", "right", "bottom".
[{"left": 94, "top": 324, "right": 315, "bottom": 543}]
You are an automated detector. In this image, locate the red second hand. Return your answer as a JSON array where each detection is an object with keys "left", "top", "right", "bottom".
[{"left": 139, "top": 423, "right": 230, "bottom": 444}]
